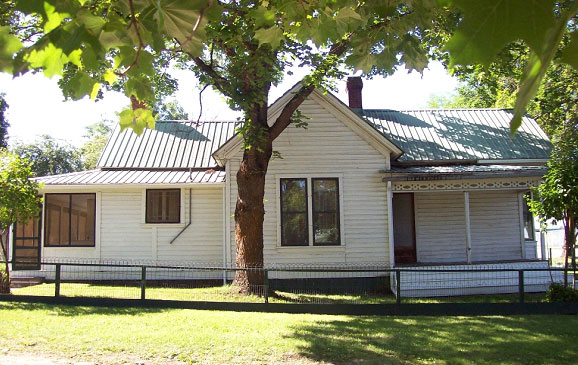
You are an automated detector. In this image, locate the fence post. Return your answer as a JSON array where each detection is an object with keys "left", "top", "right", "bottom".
[
  {"left": 518, "top": 270, "right": 524, "bottom": 304},
  {"left": 395, "top": 270, "right": 401, "bottom": 305},
  {"left": 549, "top": 248, "right": 552, "bottom": 266},
  {"left": 54, "top": 264, "right": 61, "bottom": 298},
  {"left": 263, "top": 269, "right": 269, "bottom": 304},
  {"left": 141, "top": 266, "right": 146, "bottom": 300}
]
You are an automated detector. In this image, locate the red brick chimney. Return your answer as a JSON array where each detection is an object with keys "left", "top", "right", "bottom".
[{"left": 346, "top": 76, "right": 363, "bottom": 109}]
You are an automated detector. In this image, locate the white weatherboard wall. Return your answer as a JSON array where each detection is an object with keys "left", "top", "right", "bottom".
[
  {"left": 100, "top": 188, "right": 224, "bottom": 263},
  {"left": 469, "top": 191, "right": 522, "bottom": 262},
  {"left": 39, "top": 187, "right": 224, "bottom": 264},
  {"left": 414, "top": 190, "right": 524, "bottom": 263},
  {"left": 227, "top": 96, "right": 391, "bottom": 266},
  {"left": 415, "top": 192, "right": 467, "bottom": 263}
]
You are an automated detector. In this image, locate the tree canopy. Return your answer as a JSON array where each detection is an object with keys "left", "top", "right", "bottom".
[
  {"left": 11, "top": 135, "right": 83, "bottom": 176},
  {"left": 0, "top": 93, "right": 8, "bottom": 148},
  {"left": 80, "top": 119, "right": 113, "bottom": 169},
  {"left": 0, "top": 149, "right": 42, "bottom": 293}
]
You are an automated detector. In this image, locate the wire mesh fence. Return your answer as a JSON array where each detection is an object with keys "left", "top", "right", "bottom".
[{"left": 1, "top": 259, "right": 576, "bottom": 305}]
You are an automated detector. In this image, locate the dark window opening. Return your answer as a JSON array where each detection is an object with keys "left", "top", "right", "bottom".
[
  {"left": 146, "top": 189, "right": 181, "bottom": 224},
  {"left": 523, "top": 193, "right": 535, "bottom": 241},
  {"left": 280, "top": 179, "right": 308, "bottom": 246},
  {"left": 45, "top": 193, "right": 96, "bottom": 247},
  {"left": 312, "top": 178, "right": 340, "bottom": 246}
]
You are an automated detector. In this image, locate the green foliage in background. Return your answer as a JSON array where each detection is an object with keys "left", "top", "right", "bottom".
[
  {"left": 11, "top": 135, "right": 83, "bottom": 176},
  {"left": 0, "top": 149, "right": 41, "bottom": 293}
]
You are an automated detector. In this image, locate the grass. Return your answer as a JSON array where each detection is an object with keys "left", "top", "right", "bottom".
[
  {"left": 11, "top": 282, "right": 547, "bottom": 304},
  {"left": 0, "top": 301, "right": 577, "bottom": 364}
]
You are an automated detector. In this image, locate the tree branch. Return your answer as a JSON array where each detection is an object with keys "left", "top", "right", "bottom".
[
  {"left": 269, "top": 11, "right": 405, "bottom": 141},
  {"left": 117, "top": 0, "right": 144, "bottom": 78},
  {"left": 269, "top": 39, "right": 349, "bottom": 140},
  {"left": 191, "top": 55, "right": 232, "bottom": 99}
]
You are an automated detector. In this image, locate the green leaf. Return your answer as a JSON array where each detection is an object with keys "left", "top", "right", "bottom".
[
  {"left": 90, "top": 82, "right": 101, "bottom": 100},
  {"left": 43, "top": 2, "right": 70, "bottom": 33},
  {"left": 335, "top": 7, "right": 362, "bottom": 34},
  {"left": 254, "top": 27, "right": 284, "bottom": 49},
  {"left": 76, "top": 9, "right": 106, "bottom": 36},
  {"left": 24, "top": 43, "right": 68, "bottom": 78},
  {"left": 104, "top": 69, "right": 118, "bottom": 85},
  {"left": 347, "top": 53, "right": 375, "bottom": 74},
  {"left": 154, "top": 0, "right": 212, "bottom": 56},
  {"left": 560, "top": 31, "right": 578, "bottom": 69},
  {"left": 250, "top": 6, "right": 277, "bottom": 28},
  {"left": 118, "top": 107, "right": 155, "bottom": 135},
  {"left": 66, "top": 71, "right": 100, "bottom": 100},
  {"left": 0, "top": 26, "right": 24, "bottom": 73},
  {"left": 445, "top": 0, "right": 557, "bottom": 67},
  {"left": 125, "top": 77, "right": 154, "bottom": 101}
]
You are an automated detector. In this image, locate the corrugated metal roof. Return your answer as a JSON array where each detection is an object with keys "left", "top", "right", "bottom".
[
  {"left": 35, "top": 169, "right": 226, "bottom": 185},
  {"left": 97, "top": 120, "right": 238, "bottom": 169},
  {"left": 388, "top": 164, "right": 546, "bottom": 174},
  {"left": 357, "top": 109, "right": 551, "bottom": 162}
]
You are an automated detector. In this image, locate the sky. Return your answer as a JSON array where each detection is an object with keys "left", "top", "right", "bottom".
[{"left": 0, "top": 61, "right": 458, "bottom": 147}]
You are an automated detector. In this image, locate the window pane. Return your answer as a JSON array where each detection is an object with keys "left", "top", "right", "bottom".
[
  {"left": 146, "top": 189, "right": 180, "bottom": 223},
  {"left": 313, "top": 179, "right": 338, "bottom": 211},
  {"left": 281, "top": 179, "right": 307, "bottom": 212},
  {"left": 281, "top": 213, "right": 308, "bottom": 246},
  {"left": 313, "top": 179, "right": 340, "bottom": 245},
  {"left": 313, "top": 213, "right": 339, "bottom": 245},
  {"left": 45, "top": 195, "right": 70, "bottom": 246},
  {"left": 523, "top": 194, "right": 534, "bottom": 241},
  {"left": 70, "top": 194, "right": 96, "bottom": 246},
  {"left": 280, "top": 179, "right": 308, "bottom": 246}
]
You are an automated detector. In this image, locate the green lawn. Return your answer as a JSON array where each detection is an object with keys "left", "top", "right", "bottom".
[
  {"left": 0, "top": 302, "right": 576, "bottom": 364},
  {"left": 12, "top": 282, "right": 547, "bottom": 304}
]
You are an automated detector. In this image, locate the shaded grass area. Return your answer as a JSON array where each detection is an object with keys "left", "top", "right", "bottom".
[
  {"left": 12, "top": 282, "right": 546, "bottom": 304},
  {"left": 0, "top": 301, "right": 577, "bottom": 364}
]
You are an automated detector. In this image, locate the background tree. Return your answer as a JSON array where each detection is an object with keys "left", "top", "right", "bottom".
[
  {"left": 155, "top": 99, "right": 189, "bottom": 120},
  {"left": 80, "top": 119, "right": 113, "bottom": 170},
  {"left": 529, "top": 123, "right": 578, "bottom": 287},
  {"left": 2, "top": 0, "right": 578, "bottom": 292},
  {"left": 0, "top": 93, "right": 8, "bottom": 147},
  {"left": 0, "top": 149, "right": 42, "bottom": 293},
  {"left": 11, "top": 135, "right": 83, "bottom": 176}
]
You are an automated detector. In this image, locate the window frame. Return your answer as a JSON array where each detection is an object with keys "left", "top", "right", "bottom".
[
  {"left": 522, "top": 192, "right": 535, "bottom": 241},
  {"left": 145, "top": 189, "right": 182, "bottom": 224},
  {"left": 277, "top": 175, "right": 343, "bottom": 248},
  {"left": 44, "top": 193, "right": 96, "bottom": 248}
]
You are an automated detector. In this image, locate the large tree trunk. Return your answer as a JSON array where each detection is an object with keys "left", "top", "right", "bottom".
[
  {"left": 0, "top": 229, "right": 10, "bottom": 294},
  {"left": 232, "top": 110, "right": 273, "bottom": 294}
]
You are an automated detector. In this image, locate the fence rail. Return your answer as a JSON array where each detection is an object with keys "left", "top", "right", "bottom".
[{"left": 1, "top": 259, "right": 577, "bottom": 315}]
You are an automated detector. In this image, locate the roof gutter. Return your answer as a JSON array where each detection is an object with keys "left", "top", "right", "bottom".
[{"left": 382, "top": 170, "right": 546, "bottom": 182}]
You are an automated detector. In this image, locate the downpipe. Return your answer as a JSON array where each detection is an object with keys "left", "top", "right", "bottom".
[{"left": 169, "top": 188, "right": 192, "bottom": 244}]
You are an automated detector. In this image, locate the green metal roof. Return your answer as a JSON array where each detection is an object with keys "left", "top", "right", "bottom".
[{"left": 356, "top": 109, "right": 551, "bottom": 162}]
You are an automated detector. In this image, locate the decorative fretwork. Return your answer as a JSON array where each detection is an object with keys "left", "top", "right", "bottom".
[{"left": 392, "top": 178, "right": 541, "bottom": 192}]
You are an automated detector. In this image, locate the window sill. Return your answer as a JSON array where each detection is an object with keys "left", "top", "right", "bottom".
[
  {"left": 276, "top": 245, "right": 345, "bottom": 251},
  {"left": 44, "top": 246, "right": 96, "bottom": 249},
  {"left": 141, "top": 223, "right": 185, "bottom": 228}
]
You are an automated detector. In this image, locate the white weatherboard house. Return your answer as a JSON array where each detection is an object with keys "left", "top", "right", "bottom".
[{"left": 9, "top": 78, "right": 554, "bottom": 296}]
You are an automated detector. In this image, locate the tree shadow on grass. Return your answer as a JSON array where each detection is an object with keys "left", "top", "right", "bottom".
[
  {"left": 290, "top": 315, "right": 578, "bottom": 364},
  {"left": 0, "top": 301, "right": 168, "bottom": 316}
]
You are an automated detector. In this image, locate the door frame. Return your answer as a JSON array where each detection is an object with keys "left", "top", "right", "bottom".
[
  {"left": 11, "top": 214, "right": 42, "bottom": 271},
  {"left": 392, "top": 192, "right": 417, "bottom": 264}
]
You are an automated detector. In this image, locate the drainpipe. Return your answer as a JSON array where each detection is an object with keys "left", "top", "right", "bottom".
[{"left": 170, "top": 188, "right": 192, "bottom": 244}]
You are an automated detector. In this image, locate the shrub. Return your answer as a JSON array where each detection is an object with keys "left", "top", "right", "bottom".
[
  {"left": 546, "top": 283, "right": 578, "bottom": 302},
  {"left": 0, "top": 265, "right": 9, "bottom": 294}
]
